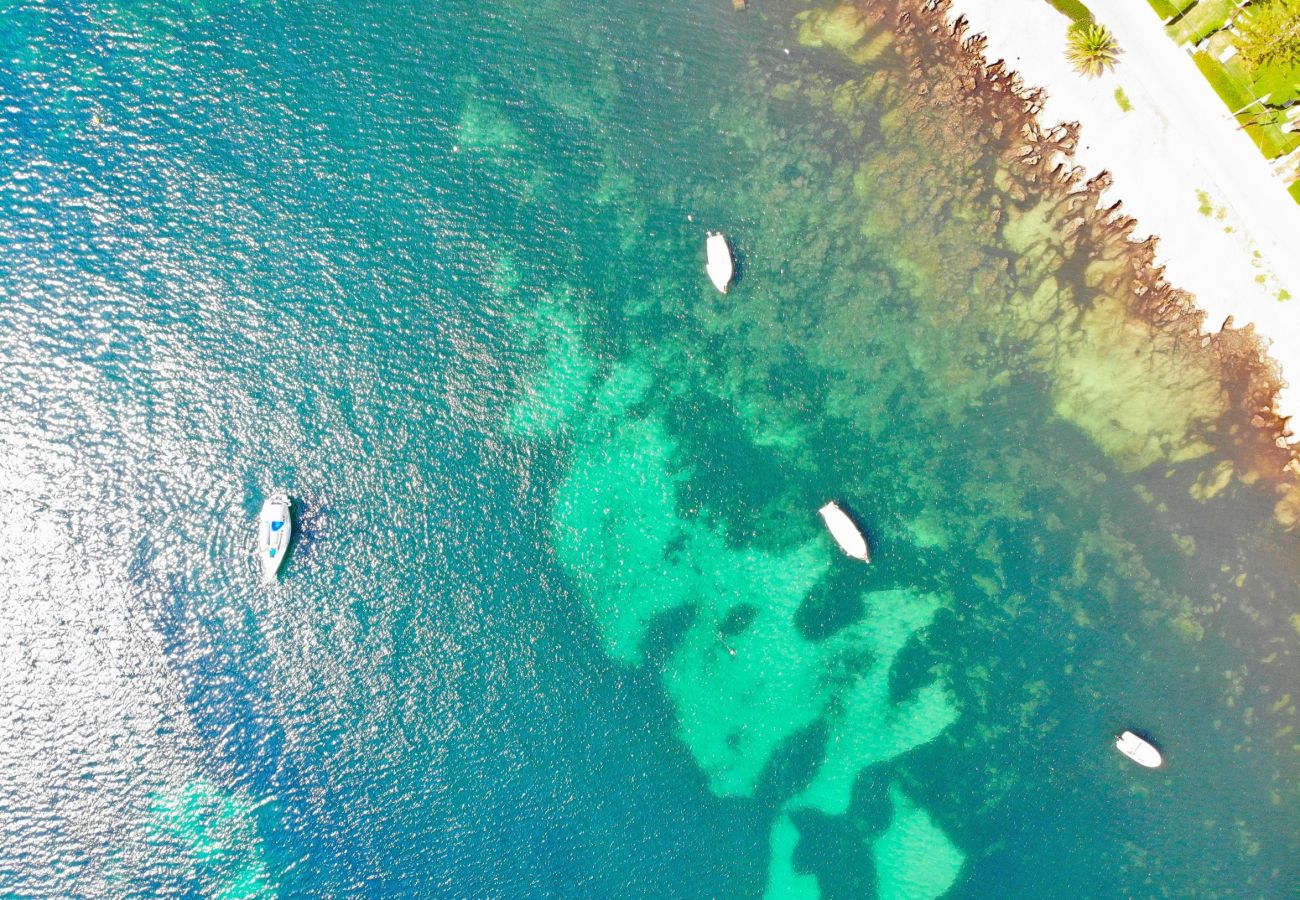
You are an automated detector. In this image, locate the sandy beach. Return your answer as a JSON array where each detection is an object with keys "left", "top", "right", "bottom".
[{"left": 949, "top": 0, "right": 1300, "bottom": 428}]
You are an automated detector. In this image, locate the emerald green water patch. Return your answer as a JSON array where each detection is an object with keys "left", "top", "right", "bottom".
[
  {"left": 542, "top": 356, "right": 959, "bottom": 791},
  {"left": 761, "top": 592, "right": 958, "bottom": 898},
  {"left": 765, "top": 816, "right": 820, "bottom": 900},
  {"left": 791, "top": 591, "right": 957, "bottom": 816},
  {"left": 513, "top": 336, "right": 961, "bottom": 895},
  {"left": 872, "top": 784, "right": 965, "bottom": 900},
  {"left": 146, "top": 777, "right": 276, "bottom": 899},
  {"left": 664, "top": 562, "right": 835, "bottom": 797},
  {"left": 486, "top": 250, "right": 523, "bottom": 298}
]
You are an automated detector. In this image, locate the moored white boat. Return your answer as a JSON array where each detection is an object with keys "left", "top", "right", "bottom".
[
  {"left": 818, "top": 501, "right": 870, "bottom": 563},
  {"left": 1115, "top": 730, "right": 1162, "bottom": 768},
  {"left": 257, "top": 491, "right": 292, "bottom": 582},
  {"left": 705, "top": 231, "right": 734, "bottom": 293}
]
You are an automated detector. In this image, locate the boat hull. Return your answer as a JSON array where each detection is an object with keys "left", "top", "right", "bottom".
[
  {"left": 257, "top": 492, "right": 292, "bottom": 582},
  {"left": 705, "top": 232, "right": 733, "bottom": 293},
  {"left": 818, "top": 501, "right": 870, "bottom": 562},
  {"left": 1115, "top": 730, "right": 1162, "bottom": 768}
]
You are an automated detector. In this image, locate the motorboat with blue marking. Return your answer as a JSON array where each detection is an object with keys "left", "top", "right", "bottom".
[{"left": 258, "top": 491, "right": 292, "bottom": 582}]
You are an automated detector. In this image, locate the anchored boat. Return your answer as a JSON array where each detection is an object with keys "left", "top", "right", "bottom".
[
  {"left": 705, "top": 231, "right": 734, "bottom": 293},
  {"left": 818, "top": 501, "right": 870, "bottom": 563},
  {"left": 1115, "top": 730, "right": 1162, "bottom": 768},
  {"left": 257, "top": 491, "right": 292, "bottom": 582}
]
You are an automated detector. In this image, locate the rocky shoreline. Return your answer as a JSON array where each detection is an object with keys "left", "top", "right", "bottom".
[{"left": 791, "top": 0, "right": 1300, "bottom": 526}]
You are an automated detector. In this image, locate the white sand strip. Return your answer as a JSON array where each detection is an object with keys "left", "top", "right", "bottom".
[{"left": 948, "top": 0, "right": 1300, "bottom": 426}]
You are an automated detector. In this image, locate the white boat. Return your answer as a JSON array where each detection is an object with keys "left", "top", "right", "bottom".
[
  {"left": 705, "top": 231, "right": 734, "bottom": 293},
  {"left": 257, "top": 491, "right": 292, "bottom": 582},
  {"left": 1115, "top": 731, "right": 1162, "bottom": 768},
  {"left": 818, "top": 501, "right": 870, "bottom": 563}
]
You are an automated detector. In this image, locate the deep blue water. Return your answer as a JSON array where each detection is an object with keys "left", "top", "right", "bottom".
[{"left": 0, "top": 2, "right": 768, "bottom": 895}]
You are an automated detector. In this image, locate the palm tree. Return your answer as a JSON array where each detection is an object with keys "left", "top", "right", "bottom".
[{"left": 1066, "top": 22, "right": 1122, "bottom": 77}]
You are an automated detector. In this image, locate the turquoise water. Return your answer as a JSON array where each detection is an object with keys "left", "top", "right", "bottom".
[{"left": 1, "top": 0, "right": 1296, "bottom": 896}]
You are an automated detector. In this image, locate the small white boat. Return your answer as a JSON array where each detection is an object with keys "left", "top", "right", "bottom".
[
  {"left": 1115, "top": 730, "right": 1162, "bottom": 768},
  {"left": 257, "top": 491, "right": 292, "bottom": 582},
  {"left": 705, "top": 231, "right": 734, "bottom": 293},
  {"left": 818, "top": 501, "right": 870, "bottom": 563}
]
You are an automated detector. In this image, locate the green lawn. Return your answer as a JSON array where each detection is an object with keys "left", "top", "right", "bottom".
[
  {"left": 1202, "top": 27, "right": 1235, "bottom": 57},
  {"left": 1147, "top": 0, "right": 1197, "bottom": 20},
  {"left": 1201, "top": 21, "right": 1300, "bottom": 107},
  {"left": 1160, "top": 5, "right": 1300, "bottom": 206},
  {"left": 1193, "top": 50, "right": 1255, "bottom": 110},
  {"left": 1167, "top": 0, "right": 1237, "bottom": 45},
  {"left": 1242, "top": 120, "right": 1300, "bottom": 159},
  {"left": 1046, "top": 0, "right": 1094, "bottom": 24},
  {"left": 1193, "top": 52, "right": 1300, "bottom": 160}
]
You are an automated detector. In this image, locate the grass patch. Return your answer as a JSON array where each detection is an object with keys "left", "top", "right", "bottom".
[
  {"left": 1148, "top": 0, "right": 1196, "bottom": 19},
  {"left": 1191, "top": 52, "right": 1300, "bottom": 158},
  {"left": 1195, "top": 188, "right": 1227, "bottom": 220},
  {"left": 1241, "top": 120, "right": 1300, "bottom": 159},
  {"left": 1167, "top": 0, "right": 1237, "bottom": 45},
  {"left": 1193, "top": 50, "right": 1256, "bottom": 110},
  {"left": 1290, "top": 181, "right": 1300, "bottom": 205},
  {"left": 1046, "top": 0, "right": 1094, "bottom": 24},
  {"left": 1113, "top": 86, "right": 1132, "bottom": 111}
]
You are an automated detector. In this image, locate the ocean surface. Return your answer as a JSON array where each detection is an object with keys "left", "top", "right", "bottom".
[{"left": 1, "top": 0, "right": 1297, "bottom": 897}]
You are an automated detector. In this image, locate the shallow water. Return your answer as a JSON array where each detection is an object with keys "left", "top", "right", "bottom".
[{"left": 0, "top": 0, "right": 1296, "bottom": 896}]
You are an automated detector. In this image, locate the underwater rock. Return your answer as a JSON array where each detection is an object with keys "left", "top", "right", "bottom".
[
  {"left": 505, "top": 289, "right": 599, "bottom": 439},
  {"left": 1191, "top": 460, "right": 1235, "bottom": 501},
  {"left": 796, "top": 3, "right": 891, "bottom": 64},
  {"left": 456, "top": 96, "right": 525, "bottom": 156},
  {"left": 1045, "top": 294, "right": 1224, "bottom": 471},
  {"left": 1272, "top": 485, "right": 1300, "bottom": 529},
  {"left": 797, "top": 4, "right": 868, "bottom": 51}
]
